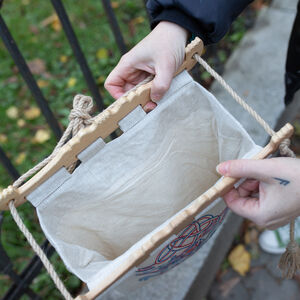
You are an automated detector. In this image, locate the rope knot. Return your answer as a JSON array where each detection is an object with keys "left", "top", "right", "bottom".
[
  {"left": 279, "top": 138, "right": 296, "bottom": 158},
  {"left": 287, "top": 240, "right": 300, "bottom": 253},
  {"left": 69, "top": 94, "right": 94, "bottom": 126}
]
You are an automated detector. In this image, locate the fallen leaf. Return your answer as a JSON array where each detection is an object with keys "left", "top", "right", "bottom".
[
  {"left": 132, "top": 16, "right": 145, "bottom": 25},
  {"left": 15, "top": 152, "right": 26, "bottom": 165},
  {"left": 4, "top": 76, "right": 18, "bottom": 84},
  {"left": 24, "top": 107, "right": 41, "bottom": 120},
  {"left": 52, "top": 19, "right": 62, "bottom": 32},
  {"left": 37, "top": 79, "right": 48, "bottom": 88},
  {"left": 60, "top": 55, "right": 68, "bottom": 63},
  {"left": 96, "top": 48, "right": 108, "bottom": 60},
  {"left": 32, "top": 129, "right": 51, "bottom": 144},
  {"left": 67, "top": 77, "right": 77, "bottom": 88},
  {"left": 228, "top": 244, "right": 251, "bottom": 276},
  {"left": 41, "top": 14, "right": 62, "bottom": 32},
  {"left": 0, "top": 134, "right": 8, "bottom": 143},
  {"left": 79, "top": 21, "right": 87, "bottom": 29},
  {"left": 6, "top": 106, "right": 19, "bottom": 119},
  {"left": 28, "top": 58, "right": 46, "bottom": 75},
  {"left": 17, "top": 119, "right": 26, "bottom": 128},
  {"left": 111, "top": 1, "right": 119, "bottom": 8},
  {"left": 97, "top": 75, "right": 106, "bottom": 84},
  {"left": 29, "top": 25, "right": 39, "bottom": 34},
  {"left": 251, "top": 0, "right": 266, "bottom": 10}
]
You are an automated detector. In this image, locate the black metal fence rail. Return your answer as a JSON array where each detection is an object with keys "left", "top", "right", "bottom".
[{"left": 0, "top": 1, "right": 136, "bottom": 298}]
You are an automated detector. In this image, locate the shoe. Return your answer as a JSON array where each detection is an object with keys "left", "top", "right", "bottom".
[
  {"left": 285, "top": 72, "right": 300, "bottom": 105},
  {"left": 259, "top": 218, "right": 300, "bottom": 255}
]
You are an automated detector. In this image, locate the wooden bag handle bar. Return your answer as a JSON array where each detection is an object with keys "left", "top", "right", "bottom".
[{"left": 0, "top": 38, "right": 204, "bottom": 211}]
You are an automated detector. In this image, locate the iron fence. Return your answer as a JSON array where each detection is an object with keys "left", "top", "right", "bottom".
[{"left": 0, "top": 1, "right": 148, "bottom": 298}]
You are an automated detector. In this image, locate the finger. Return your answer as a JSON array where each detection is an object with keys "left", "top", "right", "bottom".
[
  {"left": 237, "top": 179, "right": 259, "bottom": 197},
  {"left": 151, "top": 60, "right": 176, "bottom": 101},
  {"left": 216, "top": 159, "right": 276, "bottom": 182},
  {"left": 223, "top": 188, "right": 260, "bottom": 221},
  {"left": 143, "top": 101, "right": 157, "bottom": 113},
  {"left": 105, "top": 68, "right": 127, "bottom": 99}
]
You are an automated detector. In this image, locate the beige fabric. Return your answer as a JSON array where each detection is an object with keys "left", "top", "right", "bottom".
[{"left": 27, "top": 71, "right": 260, "bottom": 289}]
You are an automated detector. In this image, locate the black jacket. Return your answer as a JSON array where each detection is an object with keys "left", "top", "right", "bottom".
[{"left": 147, "top": 0, "right": 253, "bottom": 44}]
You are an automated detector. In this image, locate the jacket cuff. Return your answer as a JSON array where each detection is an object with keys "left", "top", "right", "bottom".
[{"left": 150, "top": 8, "right": 214, "bottom": 45}]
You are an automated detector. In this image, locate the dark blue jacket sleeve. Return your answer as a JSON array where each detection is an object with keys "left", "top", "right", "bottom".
[{"left": 146, "top": 0, "right": 253, "bottom": 44}]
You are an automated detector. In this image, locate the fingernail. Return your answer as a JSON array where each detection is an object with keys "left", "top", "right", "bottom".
[{"left": 216, "top": 162, "right": 228, "bottom": 175}]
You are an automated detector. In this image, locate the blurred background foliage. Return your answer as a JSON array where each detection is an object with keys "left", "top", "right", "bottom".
[{"left": 0, "top": 0, "right": 271, "bottom": 298}]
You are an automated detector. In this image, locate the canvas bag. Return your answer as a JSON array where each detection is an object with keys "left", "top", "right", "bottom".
[{"left": 25, "top": 70, "right": 261, "bottom": 294}]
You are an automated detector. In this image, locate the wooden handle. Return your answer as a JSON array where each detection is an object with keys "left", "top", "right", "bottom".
[
  {"left": 0, "top": 38, "right": 204, "bottom": 211},
  {"left": 75, "top": 123, "right": 294, "bottom": 300}
]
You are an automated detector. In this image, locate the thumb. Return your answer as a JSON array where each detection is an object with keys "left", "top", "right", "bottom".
[
  {"left": 216, "top": 159, "right": 275, "bottom": 182},
  {"left": 223, "top": 189, "right": 261, "bottom": 222},
  {"left": 150, "top": 60, "right": 176, "bottom": 101}
]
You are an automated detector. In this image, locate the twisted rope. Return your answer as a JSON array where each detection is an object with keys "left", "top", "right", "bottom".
[
  {"left": 13, "top": 94, "right": 94, "bottom": 188},
  {"left": 9, "top": 94, "right": 94, "bottom": 300},
  {"left": 194, "top": 54, "right": 276, "bottom": 137},
  {"left": 7, "top": 80, "right": 154, "bottom": 298},
  {"left": 194, "top": 53, "right": 300, "bottom": 278},
  {"left": 9, "top": 201, "right": 73, "bottom": 300}
]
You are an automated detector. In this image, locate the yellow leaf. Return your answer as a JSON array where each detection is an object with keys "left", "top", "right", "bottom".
[
  {"left": 132, "top": 16, "right": 145, "bottom": 25},
  {"left": 24, "top": 107, "right": 41, "bottom": 120},
  {"left": 15, "top": 152, "right": 26, "bottom": 165},
  {"left": 111, "top": 1, "right": 119, "bottom": 8},
  {"left": 67, "top": 77, "right": 77, "bottom": 88},
  {"left": 6, "top": 106, "right": 19, "bottom": 119},
  {"left": 228, "top": 244, "right": 251, "bottom": 276},
  {"left": 96, "top": 48, "right": 108, "bottom": 60},
  {"left": 40, "top": 14, "right": 61, "bottom": 32},
  {"left": 52, "top": 18, "right": 62, "bottom": 32},
  {"left": 97, "top": 75, "right": 106, "bottom": 84},
  {"left": 22, "top": 0, "right": 30, "bottom": 5},
  {"left": 37, "top": 79, "right": 48, "bottom": 88},
  {"left": 0, "top": 134, "right": 7, "bottom": 143},
  {"left": 60, "top": 55, "right": 68, "bottom": 63},
  {"left": 17, "top": 119, "right": 26, "bottom": 128},
  {"left": 33, "top": 129, "right": 51, "bottom": 144},
  {"left": 244, "top": 231, "right": 251, "bottom": 245}
]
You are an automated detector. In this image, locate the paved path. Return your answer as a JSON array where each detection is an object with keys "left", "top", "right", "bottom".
[
  {"left": 208, "top": 0, "right": 300, "bottom": 299},
  {"left": 208, "top": 251, "right": 300, "bottom": 300}
]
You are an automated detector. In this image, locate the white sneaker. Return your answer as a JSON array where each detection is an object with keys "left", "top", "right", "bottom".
[{"left": 259, "top": 218, "right": 300, "bottom": 255}]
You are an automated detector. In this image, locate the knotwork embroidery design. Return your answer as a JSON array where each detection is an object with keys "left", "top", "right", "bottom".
[{"left": 136, "top": 208, "right": 228, "bottom": 281}]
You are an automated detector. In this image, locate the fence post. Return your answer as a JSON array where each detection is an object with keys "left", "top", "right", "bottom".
[
  {"left": 0, "top": 15, "right": 62, "bottom": 140},
  {"left": 51, "top": 0, "right": 105, "bottom": 111},
  {"left": 101, "top": 0, "right": 127, "bottom": 55}
]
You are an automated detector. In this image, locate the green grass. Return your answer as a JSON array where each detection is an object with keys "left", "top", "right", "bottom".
[
  {"left": 0, "top": 0, "right": 149, "bottom": 298},
  {"left": 0, "top": 0, "right": 262, "bottom": 298}
]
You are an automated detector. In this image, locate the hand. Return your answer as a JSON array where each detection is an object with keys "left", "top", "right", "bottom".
[
  {"left": 216, "top": 157, "right": 300, "bottom": 229},
  {"left": 105, "top": 21, "right": 188, "bottom": 111}
]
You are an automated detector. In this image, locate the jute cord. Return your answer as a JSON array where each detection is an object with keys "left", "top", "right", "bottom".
[
  {"left": 7, "top": 78, "right": 154, "bottom": 299},
  {"left": 194, "top": 53, "right": 299, "bottom": 278},
  {"left": 7, "top": 55, "right": 298, "bottom": 299}
]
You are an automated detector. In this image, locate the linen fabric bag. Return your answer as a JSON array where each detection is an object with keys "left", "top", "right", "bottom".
[{"left": 26, "top": 70, "right": 261, "bottom": 293}]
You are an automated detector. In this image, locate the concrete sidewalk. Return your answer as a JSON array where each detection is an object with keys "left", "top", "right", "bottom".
[{"left": 103, "top": 0, "right": 298, "bottom": 299}]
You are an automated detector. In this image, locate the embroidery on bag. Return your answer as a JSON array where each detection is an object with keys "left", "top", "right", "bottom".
[{"left": 136, "top": 208, "right": 228, "bottom": 281}]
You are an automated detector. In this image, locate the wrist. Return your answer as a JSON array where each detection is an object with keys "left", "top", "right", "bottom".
[{"left": 156, "top": 21, "right": 189, "bottom": 44}]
